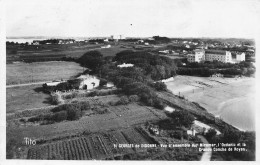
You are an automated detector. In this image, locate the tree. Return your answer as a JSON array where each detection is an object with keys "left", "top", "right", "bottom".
[
  {"left": 205, "top": 128, "right": 217, "bottom": 140},
  {"left": 99, "top": 78, "right": 108, "bottom": 87},
  {"left": 169, "top": 110, "right": 195, "bottom": 128},
  {"left": 78, "top": 51, "right": 103, "bottom": 73},
  {"left": 153, "top": 82, "right": 167, "bottom": 91}
]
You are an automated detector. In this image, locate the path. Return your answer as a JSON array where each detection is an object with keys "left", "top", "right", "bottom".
[
  {"left": 6, "top": 79, "right": 69, "bottom": 88},
  {"left": 197, "top": 135, "right": 212, "bottom": 161},
  {"left": 6, "top": 81, "right": 48, "bottom": 88}
]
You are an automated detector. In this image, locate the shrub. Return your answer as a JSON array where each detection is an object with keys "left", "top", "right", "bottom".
[
  {"left": 171, "top": 131, "right": 182, "bottom": 140},
  {"left": 128, "top": 95, "right": 140, "bottom": 102},
  {"left": 153, "top": 82, "right": 167, "bottom": 91},
  {"left": 99, "top": 78, "right": 108, "bottom": 86},
  {"left": 52, "top": 111, "right": 68, "bottom": 122},
  {"left": 28, "top": 115, "right": 43, "bottom": 122},
  {"left": 51, "top": 92, "right": 64, "bottom": 105},
  {"left": 79, "top": 101, "right": 91, "bottom": 111},
  {"left": 67, "top": 108, "right": 82, "bottom": 121},
  {"left": 153, "top": 98, "right": 165, "bottom": 110},
  {"left": 88, "top": 91, "right": 99, "bottom": 97},
  {"left": 116, "top": 96, "right": 130, "bottom": 105},
  {"left": 205, "top": 128, "right": 217, "bottom": 140},
  {"left": 168, "top": 110, "right": 195, "bottom": 128}
]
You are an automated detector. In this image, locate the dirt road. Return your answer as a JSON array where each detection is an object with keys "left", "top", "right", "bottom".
[{"left": 197, "top": 135, "right": 212, "bottom": 161}]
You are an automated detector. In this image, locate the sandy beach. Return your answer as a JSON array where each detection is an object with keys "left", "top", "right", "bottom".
[{"left": 165, "top": 76, "right": 256, "bottom": 131}]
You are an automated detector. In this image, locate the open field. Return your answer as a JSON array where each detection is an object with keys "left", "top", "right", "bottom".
[
  {"left": 6, "top": 84, "right": 51, "bottom": 113},
  {"left": 7, "top": 103, "right": 166, "bottom": 143},
  {"left": 7, "top": 61, "right": 83, "bottom": 85},
  {"left": 165, "top": 76, "right": 256, "bottom": 131},
  {"left": 7, "top": 45, "right": 130, "bottom": 63}
]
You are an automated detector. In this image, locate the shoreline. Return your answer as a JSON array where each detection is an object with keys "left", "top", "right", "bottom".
[{"left": 165, "top": 75, "right": 255, "bottom": 131}]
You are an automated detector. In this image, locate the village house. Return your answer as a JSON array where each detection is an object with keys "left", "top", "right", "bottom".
[
  {"left": 76, "top": 75, "right": 100, "bottom": 90},
  {"left": 117, "top": 63, "right": 134, "bottom": 68},
  {"left": 101, "top": 45, "right": 111, "bottom": 48},
  {"left": 43, "top": 75, "right": 100, "bottom": 92}
]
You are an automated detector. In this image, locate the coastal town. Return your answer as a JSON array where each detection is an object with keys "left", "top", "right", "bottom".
[
  {"left": 6, "top": 35, "right": 256, "bottom": 161},
  {"left": 4, "top": 0, "right": 257, "bottom": 162}
]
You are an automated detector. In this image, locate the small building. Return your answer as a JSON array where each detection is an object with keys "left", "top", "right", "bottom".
[
  {"left": 117, "top": 63, "right": 134, "bottom": 68},
  {"left": 43, "top": 75, "right": 100, "bottom": 92},
  {"left": 235, "top": 52, "right": 245, "bottom": 62},
  {"left": 76, "top": 75, "right": 100, "bottom": 90},
  {"left": 159, "top": 50, "right": 170, "bottom": 54},
  {"left": 101, "top": 45, "right": 111, "bottom": 48},
  {"left": 148, "top": 125, "right": 160, "bottom": 135}
]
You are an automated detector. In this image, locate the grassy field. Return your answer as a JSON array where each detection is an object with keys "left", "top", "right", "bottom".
[
  {"left": 6, "top": 61, "right": 84, "bottom": 85},
  {"left": 7, "top": 45, "right": 130, "bottom": 62},
  {"left": 6, "top": 84, "right": 52, "bottom": 113}
]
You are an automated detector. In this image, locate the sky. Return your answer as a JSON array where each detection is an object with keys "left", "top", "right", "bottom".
[{"left": 5, "top": 0, "right": 260, "bottom": 38}]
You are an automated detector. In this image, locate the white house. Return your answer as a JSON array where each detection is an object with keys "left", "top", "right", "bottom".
[
  {"left": 236, "top": 53, "right": 246, "bottom": 62},
  {"left": 76, "top": 75, "right": 100, "bottom": 90},
  {"left": 117, "top": 63, "right": 134, "bottom": 68},
  {"left": 101, "top": 45, "right": 111, "bottom": 48},
  {"left": 159, "top": 50, "right": 170, "bottom": 54}
]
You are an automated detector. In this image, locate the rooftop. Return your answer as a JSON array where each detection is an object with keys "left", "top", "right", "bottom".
[{"left": 205, "top": 49, "right": 227, "bottom": 55}]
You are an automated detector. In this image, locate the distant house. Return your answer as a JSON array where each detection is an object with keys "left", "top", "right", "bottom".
[
  {"left": 187, "top": 120, "right": 221, "bottom": 136},
  {"left": 76, "top": 75, "right": 100, "bottom": 90},
  {"left": 159, "top": 50, "right": 170, "bottom": 54},
  {"left": 101, "top": 45, "right": 111, "bottom": 48},
  {"left": 117, "top": 63, "right": 134, "bottom": 68},
  {"left": 32, "top": 40, "right": 40, "bottom": 45},
  {"left": 185, "top": 44, "right": 190, "bottom": 48}
]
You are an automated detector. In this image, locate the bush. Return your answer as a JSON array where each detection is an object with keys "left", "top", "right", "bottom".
[
  {"left": 79, "top": 101, "right": 91, "bottom": 111},
  {"left": 116, "top": 96, "right": 129, "bottom": 105},
  {"left": 153, "top": 82, "right": 167, "bottom": 91},
  {"left": 52, "top": 111, "right": 68, "bottom": 122},
  {"left": 153, "top": 98, "right": 165, "bottom": 110},
  {"left": 205, "top": 128, "right": 217, "bottom": 140},
  {"left": 128, "top": 95, "right": 140, "bottom": 102},
  {"left": 28, "top": 115, "right": 43, "bottom": 122},
  {"left": 171, "top": 131, "right": 182, "bottom": 140},
  {"left": 99, "top": 78, "right": 108, "bottom": 86},
  {"left": 51, "top": 92, "right": 64, "bottom": 105},
  {"left": 168, "top": 110, "right": 195, "bottom": 128},
  {"left": 67, "top": 108, "right": 82, "bottom": 121}
]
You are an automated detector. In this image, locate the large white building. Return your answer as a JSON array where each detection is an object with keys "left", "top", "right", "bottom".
[
  {"left": 205, "top": 49, "right": 232, "bottom": 63},
  {"left": 187, "top": 49, "right": 245, "bottom": 63},
  {"left": 187, "top": 49, "right": 205, "bottom": 62}
]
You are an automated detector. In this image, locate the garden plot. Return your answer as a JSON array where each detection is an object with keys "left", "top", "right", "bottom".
[{"left": 26, "top": 127, "right": 153, "bottom": 160}]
